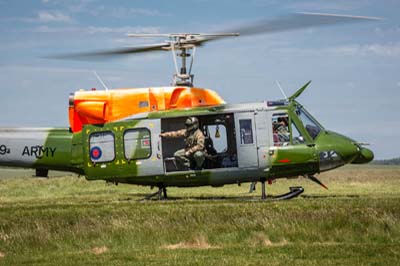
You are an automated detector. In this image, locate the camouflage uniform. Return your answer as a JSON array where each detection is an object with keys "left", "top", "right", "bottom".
[
  {"left": 276, "top": 123, "right": 290, "bottom": 143},
  {"left": 274, "top": 119, "right": 290, "bottom": 144},
  {"left": 161, "top": 128, "right": 206, "bottom": 169}
]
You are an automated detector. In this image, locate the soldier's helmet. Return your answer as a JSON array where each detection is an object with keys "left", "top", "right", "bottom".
[{"left": 185, "top": 117, "right": 199, "bottom": 132}]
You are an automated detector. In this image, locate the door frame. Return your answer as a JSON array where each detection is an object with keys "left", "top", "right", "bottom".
[{"left": 234, "top": 111, "right": 258, "bottom": 169}]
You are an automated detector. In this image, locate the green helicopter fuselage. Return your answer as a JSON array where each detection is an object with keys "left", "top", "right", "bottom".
[{"left": 0, "top": 84, "right": 373, "bottom": 188}]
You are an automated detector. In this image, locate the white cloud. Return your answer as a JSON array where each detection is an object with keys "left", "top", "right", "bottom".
[
  {"left": 332, "top": 43, "right": 400, "bottom": 57},
  {"left": 37, "top": 10, "right": 73, "bottom": 23},
  {"left": 37, "top": 2, "right": 167, "bottom": 18},
  {"left": 109, "top": 7, "right": 163, "bottom": 17},
  {"left": 247, "top": 41, "right": 400, "bottom": 58},
  {"left": 32, "top": 25, "right": 161, "bottom": 35},
  {"left": 373, "top": 26, "right": 400, "bottom": 38},
  {"left": 86, "top": 5, "right": 167, "bottom": 18},
  {"left": 1, "top": 10, "right": 74, "bottom": 24},
  {"left": 86, "top": 26, "right": 160, "bottom": 34},
  {"left": 287, "top": 0, "right": 371, "bottom": 12},
  {"left": 65, "top": 0, "right": 97, "bottom": 13},
  {"left": 4, "top": 10, "right": 75, "bottom": 24}
]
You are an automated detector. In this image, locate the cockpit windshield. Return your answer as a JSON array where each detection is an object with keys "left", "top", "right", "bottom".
[{"left": 295, "top": 106, "right": 323, "bottom": 139}]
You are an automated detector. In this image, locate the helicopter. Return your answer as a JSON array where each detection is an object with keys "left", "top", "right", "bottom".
[{"left": 0, "top": 13, "right": 377, "bottom": 200}]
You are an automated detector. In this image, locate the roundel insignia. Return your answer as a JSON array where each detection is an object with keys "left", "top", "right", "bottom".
[{"left": 90, "top": 146, "right": 102, "bottom": 160}]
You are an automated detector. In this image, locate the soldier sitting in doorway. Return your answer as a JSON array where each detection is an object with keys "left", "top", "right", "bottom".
[{"left": 160, "top": 117, "right": 206, "bottom": 170}]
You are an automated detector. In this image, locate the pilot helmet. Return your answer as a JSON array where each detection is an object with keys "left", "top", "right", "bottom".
[{"left": 185, "top": 117, "right": 199, "bottom": 132}]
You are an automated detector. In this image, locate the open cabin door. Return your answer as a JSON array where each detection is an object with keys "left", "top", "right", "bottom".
[{"left": 234, "top": 112, "right": 258, "bottom": 168}]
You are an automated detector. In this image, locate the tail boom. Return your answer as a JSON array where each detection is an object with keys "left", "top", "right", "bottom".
[{"left": 0, "top": 128, "right": 79, "bottom": 172}]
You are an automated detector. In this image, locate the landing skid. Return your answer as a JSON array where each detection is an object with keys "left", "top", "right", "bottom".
[
  {"left": 272, "top": 186, "right": 304, "bottom": 200},
  {"left": 143, "top": 186, "right": 168, "bottom": 200},
  {"left": 260, "top": 181, "right": 304, "bottom": 200},
  {"left": 141, "top": 184, "right": 304, "bottom": 201}
]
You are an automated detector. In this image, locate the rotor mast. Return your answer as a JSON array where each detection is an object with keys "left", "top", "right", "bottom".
[
  {"left": 128, "top": 33, "right": 239, "bottom": 87},
  {"left": 168, "top": 35, "right": 196, "bottom": 87}
]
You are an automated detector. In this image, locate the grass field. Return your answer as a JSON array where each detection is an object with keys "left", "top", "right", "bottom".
[{"left": 0, "top": 165, "right": 399, "bottom": 265}]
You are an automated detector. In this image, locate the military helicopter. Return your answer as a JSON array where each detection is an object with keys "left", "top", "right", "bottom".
[{"left": 0, "top": 13, "right": 377, "bottom": 200}]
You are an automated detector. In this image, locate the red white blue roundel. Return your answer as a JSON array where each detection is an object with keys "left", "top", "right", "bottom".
[{"left": 90, "top": 146, "right": 102, "bottom": 160}]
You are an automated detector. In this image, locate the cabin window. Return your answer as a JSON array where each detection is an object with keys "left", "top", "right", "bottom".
[
  {"left": 239, "top": 119, "right": 253, "bottom": 144},
  {"left": 205, "top": 124, "right": 227, "bottom": 153},
  {"left": 124, "top": 128, "right": 151, "bottom": 160},
  {"left": 89, "top": 131, "right": 115, "bottom": 163},
  {"left": 272, "top": 114, "right": 290, "bottom": 146}
]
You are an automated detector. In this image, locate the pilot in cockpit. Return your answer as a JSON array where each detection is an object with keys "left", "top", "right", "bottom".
[{"left": 274, "top": 116, "right": 290, "bottom": 145}]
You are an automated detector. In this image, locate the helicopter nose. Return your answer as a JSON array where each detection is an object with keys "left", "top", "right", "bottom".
[
  {"left": 316, "top": 130, "right": 373, "bottom": 172},
  {"left": 352, "top": 146, "right": 374, "bottom": 164},
  {"left": 334, "top": 136, "right": 360, "bottom": 164}
]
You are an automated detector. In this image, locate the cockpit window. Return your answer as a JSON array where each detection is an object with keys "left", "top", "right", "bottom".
[
  {"left": 291, "top": 122, "right": 306, "bottom": 145},
  {"left": 296, "top": 106, "right": 322, "bottom": 139}
]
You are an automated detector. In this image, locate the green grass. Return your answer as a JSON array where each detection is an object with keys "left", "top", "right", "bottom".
[{"left": 0, "top": 165, "right": 399, "bottom": 265}]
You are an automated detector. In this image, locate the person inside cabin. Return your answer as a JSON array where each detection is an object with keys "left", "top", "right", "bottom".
[
  {"left": 274, "top": 116, "right": 290, "bottom": 145},
  {"left": 160, "top": 117, "right": 206, "bottom": 170}
]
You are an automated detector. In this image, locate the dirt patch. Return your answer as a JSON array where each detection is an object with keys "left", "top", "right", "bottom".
[
  {"left": 163, "top": 235, "right": 219, "bottom": 250},
  {"left": 250, "top": 232, "right": 289, "bottom": 247},
  {"left": 91, "top": 246, "right": 108, "bottom": 255},
  {"left": 0, "top": 251, "right": 5, "bottom": 258},
  {"left": 263, "top": 238, "right": 289, "bottom": 247},
  {"left": 277, "top": 239, "right": 289, "bottom": 246},
  {"left": 262, "top": 238, "right": 273, "bottom": 246},
  {"left": 250, "top": 232, "right": 272, "bottom": 247}
]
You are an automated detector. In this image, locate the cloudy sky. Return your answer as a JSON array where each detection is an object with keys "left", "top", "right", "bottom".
[{"left": 0, "top": 0, "right": 399, "bottom": 159}]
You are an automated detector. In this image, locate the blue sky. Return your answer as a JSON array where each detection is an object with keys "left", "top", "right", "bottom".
[{"left": 0, "top": 0, "right": 399, "bottom": 159}]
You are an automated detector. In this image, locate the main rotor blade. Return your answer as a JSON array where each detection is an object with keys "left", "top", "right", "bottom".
[
  {"left": 46, "top": 42, "right": 170, "bottom": 60},
  {"left": 45, "top": 12, "right": 381, "bottom": 61},
  {"left": 180, "top": 11, "right": 380, "bottom": 46},
  {"left": 200, "top": 12, "right": 381, "bottom": 43}
]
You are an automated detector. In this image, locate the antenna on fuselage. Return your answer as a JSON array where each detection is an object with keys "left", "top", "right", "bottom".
[
  {"left": 92, "top": 70, "right": 110, "bottom": 91},
  {"left": 275, "top": 80, "right": 288, "bottom": 100}
]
